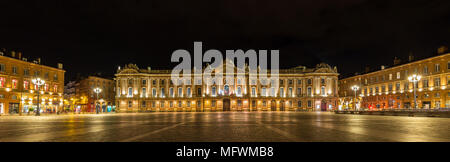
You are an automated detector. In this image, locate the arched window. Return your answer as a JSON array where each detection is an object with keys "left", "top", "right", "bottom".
[
  {"left": 237, "top": 86, "right": 242, "bottom": 96},
  {"left": 321, "top": 86, "right": 325, "bottom": 95},
  {"left": 224, "top": 85, "right": 230, "bottom": 95},
  {"left": 212, "top": 86, "right": 216, "bottom": 96}
]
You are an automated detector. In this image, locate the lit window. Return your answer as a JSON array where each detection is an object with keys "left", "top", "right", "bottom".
[
  {"left": 12, "top": 79, "right": 18, "bottom": 89},
  {"left": 0, "top": 77, "right": 5, "bottom": 87},
  {"left": 24, "top": 81, "right": 29, "bottom": 90}
]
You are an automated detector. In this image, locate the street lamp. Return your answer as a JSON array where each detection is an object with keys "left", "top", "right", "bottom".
[
  {"left": 351, "top": 85, "right": 359, "bottom": 111},
  {"left": 32, "top": 78, "right": 45, "bottom": 116},
  {"left": 93, "top": 87, "right": 102, "bottom": 114},
  {"left": 408, "top": 74, "right": 421, "bottom": 109}
]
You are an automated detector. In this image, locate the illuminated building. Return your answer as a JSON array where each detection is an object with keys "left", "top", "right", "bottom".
[
  {"left": 115, "top": 61, "right": 339, "bottom": 112},
  {"left": 339, "top": 48, "right": 450, "bottom": 110},
  {"left": 0, "top": 49, "right": 65, "bottom": 115},
  {"left": 64, "top": 76, "right": 115, "bottom": 113}
]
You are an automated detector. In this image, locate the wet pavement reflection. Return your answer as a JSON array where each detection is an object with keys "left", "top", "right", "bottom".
[{"left": 0, "top": 112, "right": 448, "bottom": 142}]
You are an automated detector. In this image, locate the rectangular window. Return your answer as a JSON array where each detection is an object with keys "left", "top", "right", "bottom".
[
  {"left": 251, "top": 87, "right": 256, "bottom": 97},
  {"left": 435, "top": 64, "right": 440, "bottom": 72},
  {"left": 212, "top": 100, "right": 216, "bottom": 107},
  {"left": 12, "top": 66, "right": 17, "bottom": 74},
  {"left": 10, "top": 79, "right": 17, "bottom": 89},
  {"left": 261, "top": 87, "right": 266, "bottom": 97},
  {"left": 434, "top": 78, "right": 440, "bottom": 87},
  {"left": 128, "top": 101, "right": 132, "bottom": 108},
  {"left": 169, "top": 87, "right": 173, "bottom": 97},
  {"left": 142, "top": 79, "right": 146, "bottom": 85},
  {"left": 423, "top": 79, "right": 428, "bottom": 88},
  {"left": 178, "top": 101, "right": 182, "bottom": 107},
  {"left": 307, "top": 100, "right": 312, "bottom": 108},
  {"left": 252, "top": 100, "right": 256, "bottom": 108},
  {"left": 187, "top": 87, "right": 191, "bottom": 97},
  {"left": 160, "top": 102, "right": 165, "bottom": 108},
  {"left": 297, "top": 79, "right": 302, "bottom": 84},
  {"left": 128, "top": 87, "right": 133, "bottom": 96},
  {"left": 152, "top": 101, "right": 156, "bottom": 108},
  {"left": 178, "top": 87, "right": 183, "bottom": 97},
  {"left": 24, "top": 81, "right": 29, "bottom": 90},
  {"left": 0, "top": 64, "right": 5, "bottom": 72},
  {"left": 280, "top": 87, "right": 284, "bottom": 97},
  {"left": 142, "top": 87, "right": 146, "bottom": 97},
  {"left": 297, "top": 88, "right": 301, "bottom": 95},
  {"left": 24, "top": 69, "right": 29, "bottom": 76},
  {"left": 170, "top": 101, "right": 173, "bottom": 107},
  {"left": 298, "top": 101, "right": 302, "bottom": 107},
  {"left": 197, "top": 100, "right": 201, "bottom": 107},
  {"left": 288, "top": 87, "right": 293, "bottom": 97},
  {"left": 152, "top": 88, "right": 157, "bottom": 97},
  {"left": 423, "top": 66, "right": 428, "bottom": 74},
  {"left": 142, "top": 101, "right": 146, "bottom": 108},
  {"left": 161, "top": 88, "right": 165, "bottom": 97},
  {"left": 389, "top": 74, "right": 392, "bottom": 80}
]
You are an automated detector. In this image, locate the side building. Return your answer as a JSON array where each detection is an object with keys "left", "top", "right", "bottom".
[
  {"left": 0, "top": 50, "right": 65, "bottom": 115},
  {"left": 64, "top": 76, "right": 115, "bottom": 113},
  {"left": 115, "top": 61, "right": 339, "bottom": 112},
  {"left": 339, "top": 49, "right": 450, "bottom": 110}
]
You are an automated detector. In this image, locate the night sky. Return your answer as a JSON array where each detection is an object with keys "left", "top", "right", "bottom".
[{"left": 1, "top": 0, "right": 449, "bottom": 82}]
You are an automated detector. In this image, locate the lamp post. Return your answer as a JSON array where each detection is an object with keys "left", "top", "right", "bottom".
[
  {"left": 408, "top": 74, "right": 421, "bottom": 109},
  {"left": 351, "top": 85, "right": 359, "bottom": 111},
  {"left": 32, "top": 78, "right": 45, "bottom": 116},
  {"left": 93, "top": 87, "right": 102, "bottom": 114}
]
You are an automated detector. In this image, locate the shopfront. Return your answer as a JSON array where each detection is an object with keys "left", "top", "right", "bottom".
[{"left": 9, "top": 103, "right": 19, "bottom": 114}]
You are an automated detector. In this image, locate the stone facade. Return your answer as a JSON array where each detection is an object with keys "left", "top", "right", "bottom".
[
  {"left": 0, "top": 50, "right": 65, "bottom": 115},
  {"left": 339, "top": 52, "right": 450, "bottom": 110},
  {"left": 115, "top": 61, "right": 339, "bottom": 112}
]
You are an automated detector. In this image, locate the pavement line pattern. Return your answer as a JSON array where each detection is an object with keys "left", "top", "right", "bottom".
[
  {"left": 120, "top": 122, "right": 185, "bottom": 142},
  {"left": 311, "top": 122, "right": 449, "bottom": 142},
  {"left": 257, "top": 121, "right": 305, "bottom": 142},
  {"left": 0, "top": 122, "right": 144, "bottom": 142}
]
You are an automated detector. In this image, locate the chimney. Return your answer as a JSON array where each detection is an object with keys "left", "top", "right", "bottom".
[
  {"left": 381, "top": 65, "right": 386, "bottom": 70},
  {"left": 18, "top": 52, "right": 22, "bottom": 60},
  {"left": 364, "top": 65, "right": 370, "bottom": 73},
  {"left": 408, "top": 52, "right": 414, "bottom": 62},
  {"left": 437, "top": 46, "right": 448, "bottom": 54},
  {"left": 57, "top": 63, "right": 63, "bottom": 69},
  {"left": 11, "top": 51, "right": 15, "bottom": 58},
  {"left": 393, "top": 57, "right": 401, "bottom": 65},
  {"left": 38, "top": 58, "right": 41, "bottom": 64}
]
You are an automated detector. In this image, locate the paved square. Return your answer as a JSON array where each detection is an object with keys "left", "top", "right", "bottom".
[{"left": 0, "top": 112, "right": 448, "bottom": 142}]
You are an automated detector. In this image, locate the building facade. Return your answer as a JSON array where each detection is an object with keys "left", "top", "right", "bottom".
[
  {"left": 115, "top": 61, "right": 339, "bottom": 112},
  {"left": 339, "top": 52, "right": 450, "bottom": 110},
  {"left": 64, "top": 76, "right": 115, "bottom": 113},
  {"left": 0, "top": 50, "right": 65, "bottom": 115}
]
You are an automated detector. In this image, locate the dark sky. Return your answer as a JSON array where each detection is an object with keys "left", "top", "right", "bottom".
[{"left": 1, "top": 0, "right": 449, "bottom": 81}]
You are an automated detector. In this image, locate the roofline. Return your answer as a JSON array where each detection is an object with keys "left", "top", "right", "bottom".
[
  {"left": 340, "top": 52, "right": 450, "bottom": 80},
  {"left": 0, "top": 55, "right": 65, "bottom": 72}
]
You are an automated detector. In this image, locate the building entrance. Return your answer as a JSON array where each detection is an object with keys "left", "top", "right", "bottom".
[
  {"left": 271, "top": 100, "right": 276, "bottom": 111},
  {"left": 223, "top": 99, "right": 230, "bottom": 111}
]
